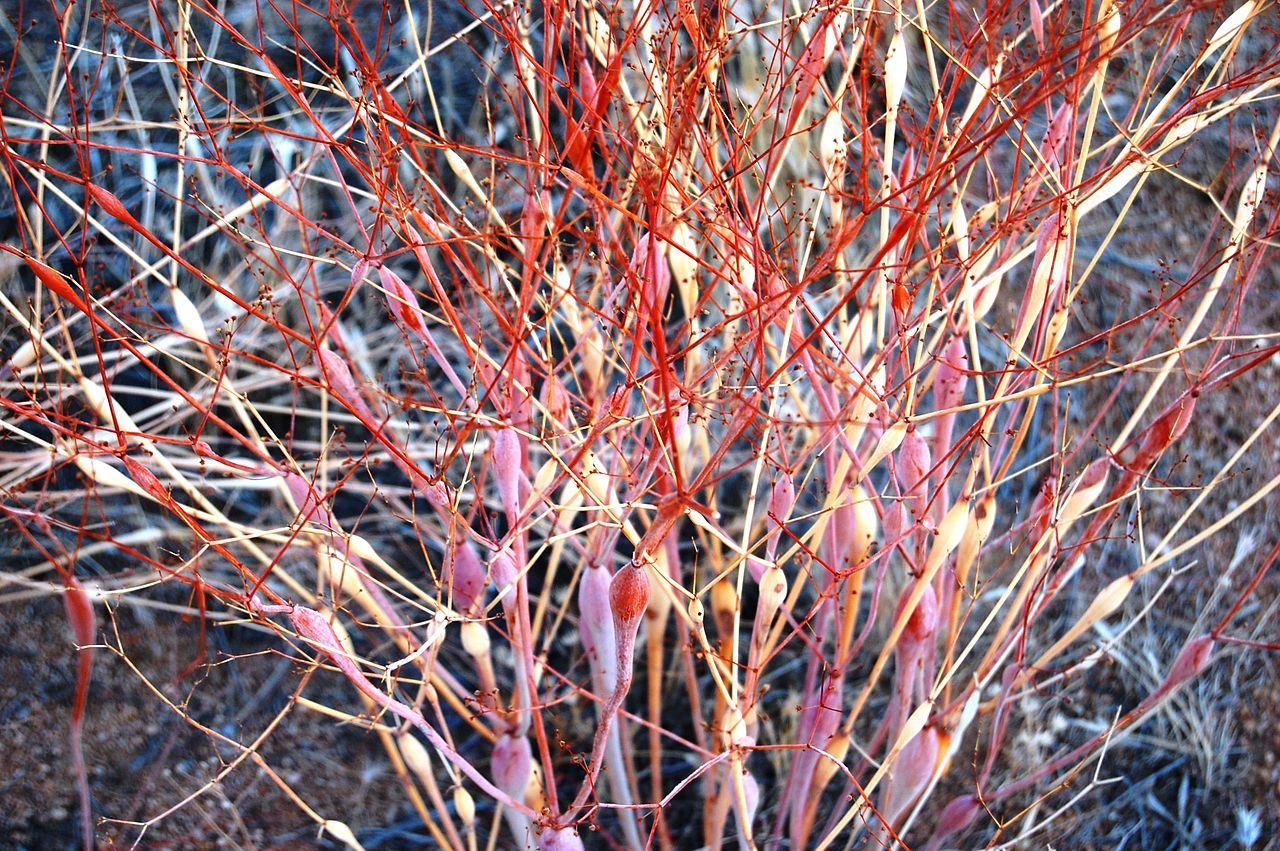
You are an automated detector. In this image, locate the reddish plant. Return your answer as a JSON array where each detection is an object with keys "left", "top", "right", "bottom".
[{"left": 1, "top": 0, "right": 1277, "bottom": 848}]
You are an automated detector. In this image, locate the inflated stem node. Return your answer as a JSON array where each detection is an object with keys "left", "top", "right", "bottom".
[
  {"left": 610, "top": 562, "right": 651, "bottom": 662},
  {"left": 565, "top": 561, "right": 652, "bottom": 818}
]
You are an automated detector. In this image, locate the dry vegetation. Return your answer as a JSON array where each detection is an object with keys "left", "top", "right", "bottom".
[{"left": 1, "top": 0, "right": 1278, "bottom": 849}]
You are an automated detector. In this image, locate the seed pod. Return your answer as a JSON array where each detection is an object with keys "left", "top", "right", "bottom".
[
  {"left": 1059, "top": 457, "right": 1110, "bottom": 530},
  {"left": 1045, "top": 305, "right": 1070, "bottom": 354},
  {"left": 959, "top": 62, "right": 997, "bottom": 132},
  {"left": 850, "top": 363, "right": 887, "bottom": 431},
  {"left": 670, "top": 402, "right": 692, "bottom": 458},
  {"left": 892, "top": 283, "right": 912, "bottom": 319},
  {"left": 1012, "top": 211, "right": 1074, "bottom": 354},
  {"left": 525, "top": 762, "right": 547, "bottom": 812},
  {"left": 688, "top": 597, "right": 705, "bottom": 628},
  {"left": 73, "top": 452, "right": 141, "bottom": 496},
  {"left": 955, "top": 493, "right": 994, "bottom": 587},
  {"left": 864, "top": 420, "right": 908, "bottom": 476},
  {"left": 1031, "top": 571, "right": 1133, "bottom": 673},
  {"left": 1029, "top": 0, "right": 1045, "bottom": 50},
  {"left": 667, "top": 217, "right": 700, "bottom": 321},
  {"left": 788, "top": 669, "right": 844, "bottom": 845},
  {"left": 951, "top": 193, "right": 971, "bottom": 262},
  {"left": 846, "top": 485, "right": 878, "bottom": 568},
  {"left": 720, "top": 701, "right": 749, "bottom": 748},
  {"left": 933, "top": 498, "right": 971, "bottom": 559},
  {"left": 1131, "top": 392, "right": 1197, "bottom": 469},
  {"left": 20, "top": 252, "right": 85, "bottom": 310},
  {"left": 350, "top": 258, "right": 369, "bottom": 285},
  {"left": 1040, "top": 103, "right": 1074, "bottom": 165},
  {"left": 578, "top": 325, "right": 605, "bottom": 398}
]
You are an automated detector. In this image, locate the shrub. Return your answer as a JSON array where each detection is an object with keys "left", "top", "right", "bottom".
[{"left": 1, "top": 0, "right": 1278, "bottom": 848}]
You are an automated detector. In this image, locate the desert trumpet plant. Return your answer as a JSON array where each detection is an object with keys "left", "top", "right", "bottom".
[{"left": 1, "top": 1, "right": 1278, "bottom": 849}]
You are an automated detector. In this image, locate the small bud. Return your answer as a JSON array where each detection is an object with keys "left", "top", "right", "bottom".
[
  {"left": 453, "top": 786, "right": 476, "bottom": 826},
  {"left": 398, "top": 733, "right": 433, "bottom": 783},
  {"left": 688, "top": 597, "right": 705, "bottom": 627},
  {"left": 460, "top": 620, "right": 491, "bottom": 657},
  {"left": 322, "top": 820, "right": 361, "bottom": 850}
]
